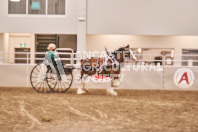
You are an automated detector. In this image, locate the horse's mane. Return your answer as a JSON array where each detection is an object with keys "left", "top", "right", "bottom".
[
  {"left": 117, "top": 47, "right": 125, "bottom": 51},
  {"left": 112, "top": 47, "right": 125, "bottom": 54}
]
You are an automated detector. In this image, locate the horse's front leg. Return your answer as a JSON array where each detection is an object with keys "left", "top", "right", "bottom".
[{"left": 111, "top": 76, "right": 120, "bottom": 87}]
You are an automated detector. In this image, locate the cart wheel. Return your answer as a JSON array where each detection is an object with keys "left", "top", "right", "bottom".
[
  {"left": 46, "top": 68, "right": 73, "bottom": 93},
  {"left": 30, "top": 63, "right": 52, "bottom": 93}
]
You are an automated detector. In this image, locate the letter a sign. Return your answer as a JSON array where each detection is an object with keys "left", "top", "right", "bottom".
[{"left": 174, "top": 68, "right": 195, "bottom": 88}]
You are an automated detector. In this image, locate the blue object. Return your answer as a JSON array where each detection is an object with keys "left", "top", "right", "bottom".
[{"left": 31, "top": 2, "right": 40, "bottom": 10}]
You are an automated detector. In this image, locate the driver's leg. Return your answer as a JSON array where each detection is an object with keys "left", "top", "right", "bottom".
[
  {"left": 56, "top": 60, "right": 68, "bottom": 82},
  {"left": 47, "top": 59, "right": 59, "bottom": 82}
]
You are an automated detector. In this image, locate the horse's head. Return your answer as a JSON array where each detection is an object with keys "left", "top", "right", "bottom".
[{"left": 113, "top": 45, "right": 137, "bottom": 62}]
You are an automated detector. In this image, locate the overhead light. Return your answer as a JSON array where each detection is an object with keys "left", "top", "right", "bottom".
[
  {"left": 138, "top": 48, "right": 142, "bottom": 53},
  {"left": 10, "top": 0, "right": 20, "bottom": 1}
]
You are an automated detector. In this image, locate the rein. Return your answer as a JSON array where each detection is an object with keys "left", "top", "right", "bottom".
[
  {"left": 97, "top": 49, "right": 121, "bottom": 73},
  {"left": 105, "top": 49, "right": 119, "bottom": 66}
]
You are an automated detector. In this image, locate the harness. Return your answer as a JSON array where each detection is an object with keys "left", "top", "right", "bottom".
[
  {"left": 95, "top": 47, "right": 137, "bottom": 74},
  {"left": 97, "top": 49, "right": 119, "bottom": 73}
]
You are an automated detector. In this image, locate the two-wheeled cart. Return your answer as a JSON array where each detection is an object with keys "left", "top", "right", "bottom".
[{"left": 30, "top": 48, "right": 75, "bottom": 93}]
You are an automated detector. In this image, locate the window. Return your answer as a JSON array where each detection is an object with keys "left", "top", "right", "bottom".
[
  {"left": 182, "top": 49, "right": 198, "bottom": 66},
  {"left": 28, "top": 0, "right": 46, "bottom": 15},
  {"left": 8, "top": 0, "right": 66, "bottom": 15},
  {"left": 8, "top": 0, "right": 26, "bottom": 14},
  {"left": 48, "top": 0, "right": 65, "bottom": 15}
]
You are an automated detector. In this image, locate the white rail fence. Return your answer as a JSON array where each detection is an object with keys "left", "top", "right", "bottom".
[{"left": 0, "top": 52, "right": 198, "bottom": 66}]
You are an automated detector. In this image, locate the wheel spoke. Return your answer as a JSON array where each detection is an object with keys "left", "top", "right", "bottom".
[
  {"left": 37, "top": 82, "right": 42, "bottom": 92},
  {"left": 62, "top": 82, "right": 68, "bottom": 89},
  {"left": 60, "top": 81, "right": 64, "bottom": 92},
  {"left": 31, "top": 76, "right": 40, "bottom": 78},
  {"left": 56, "top": 82, "right": 59, "bottom": 92},
  {"left": 32, "top": 72, "right": 39, "bottom": 76},
  {"left": 44, "top": 82, "right": 48, "bottom": 92},
  {"left": 34, "top": 81, "right": 41, "bottom": 87}
]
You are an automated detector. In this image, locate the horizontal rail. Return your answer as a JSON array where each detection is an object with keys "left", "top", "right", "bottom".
[{"left": 0, "top": 51, "right": 198, "bottom": 67}]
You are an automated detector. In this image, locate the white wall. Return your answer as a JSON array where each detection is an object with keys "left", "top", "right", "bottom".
[
  {"left": 0, "top": 34, "right": 3, "bottom": 63},
  {"left": 2, "top": 0, "right": 198, "bottom": 36},
  {"left": 77, "top": 0, "right": 87, "bottom": 51},
  {"left": 0, "top": 34, "right": 3, "bottom": 51},
  {"left": 0, "top": 0, "right": 77, "bottom": 34},
  {"left": 87, "top": 0, "right": 198, "bottom": 35}
]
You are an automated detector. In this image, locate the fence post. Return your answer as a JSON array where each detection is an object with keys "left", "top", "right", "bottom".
[
  {"left": 26, "top": 53, "right": 29, "bottom": 87},
  {"left": 162, "top": 55, "right": 166, "bottom": 90}
]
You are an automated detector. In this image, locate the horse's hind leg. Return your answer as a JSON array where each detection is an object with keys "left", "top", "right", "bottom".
[
  {"left": 77, "top": 79, "right": 86, "bottom": 94},
  {"left": 112, "top": 79, "right": 120, "bottom": 87},
  {"left": 106, "top": 87, "right": 117, "bottom": 96},
  {"left": 106, "top": 77, "right": 119, "bottom": 96},
  {"left": 77, "top": 72, "right": 90, "bottom": 94},
  {"left": 82, "top": 76, "right": 89, "bottom": 92},
  {"left": 77, "top": 72, "right": 86, "bottom": 94}
]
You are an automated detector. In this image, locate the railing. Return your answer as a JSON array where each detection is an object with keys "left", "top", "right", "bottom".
[{"left": 0, "top": 51, "right": 198, "bottom": 67}]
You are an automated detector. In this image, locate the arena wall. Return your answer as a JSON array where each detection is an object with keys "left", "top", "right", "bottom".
[
  {"left": 0, "top": 65, "right": 30, "bottom": 87},
  {"left": 164, "top": 67, "right": 198, "bottom": 90},
  {"left": 71, "top": 68, "right": 164, "bottom": 90},
  {"left": 0, "top": 65, "right": 197, "bottom": 91}
]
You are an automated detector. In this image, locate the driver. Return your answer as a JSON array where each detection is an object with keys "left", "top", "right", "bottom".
[{"left": 45, "top": 43, "right": 67, "bottom": 82}]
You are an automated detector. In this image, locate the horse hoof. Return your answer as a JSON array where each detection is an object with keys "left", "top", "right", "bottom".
[
  {"left": 84, "top": 87, "right": 89, "bottom": 92},
  {"left": 108, "top": 92, "right": 117, "bottom": 96},
  {"left": 112, "top": 92, "right": 117, "bottom": 96},
  {"left": 77, "top": 88, "right": 86, "bottom": 94},
  {"left": 107, "top": 89, "right": 117, "bottom": 96}
]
